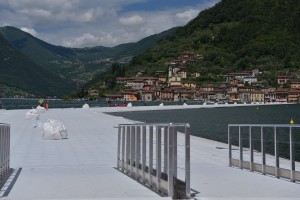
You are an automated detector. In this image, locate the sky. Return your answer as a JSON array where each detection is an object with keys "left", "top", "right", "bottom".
[{"left": 0, "top": 0, "right": 220, "bottom": 48}]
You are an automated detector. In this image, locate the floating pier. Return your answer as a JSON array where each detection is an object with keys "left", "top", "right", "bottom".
[{"left": 0, "top": 106, "right": 299, "bottom": 199}]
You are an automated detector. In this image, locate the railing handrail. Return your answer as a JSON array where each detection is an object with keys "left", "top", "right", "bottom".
[
  {"left": 118, "top": 123, "right": 190, "bottom": 127},
  {"left": 229, "top": 124, "right": 300, "bottom": 128}
]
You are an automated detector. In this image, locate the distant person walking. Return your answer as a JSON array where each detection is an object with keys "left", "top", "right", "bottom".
[
  {"left": 39, "top": 99, "right": 44, "bottom": 107},
  {"left": 45, "top": 101, "right": 49, "bottom": 110}
]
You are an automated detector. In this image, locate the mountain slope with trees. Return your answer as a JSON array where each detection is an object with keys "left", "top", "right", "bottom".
[
  {"left": 0, "top": 35, "right": 75, "bottom": 97},
  {"left": 127, "top": 0, "right": 300, "bottom": 82},
  {"left": 0, "top": 26, "right": 177, "bottom": 97},
  {"left": 0, "top": 26, "right": 177, "bottom": 81}
]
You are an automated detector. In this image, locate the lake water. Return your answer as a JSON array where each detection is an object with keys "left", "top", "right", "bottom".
[{"left": 107, "top": 104, "right": 300, "bottom": 161}]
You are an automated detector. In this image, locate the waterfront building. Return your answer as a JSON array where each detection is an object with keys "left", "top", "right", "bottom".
[
  {"left": 250, "top": 90, "right": 265, "bottom": 102},
  {"left": 277, "top": 76, "right": 290, "bottom": 85},
  {"left": 264, "top": 91, "right": 276, "bottom": 102},
  {"left": 225, "top": 72, "right": 253, "bottom": 83},
  {"left": 87, "top": 89, "right": 99, "bottom": 97},
  {"left": 168, "top": 74, "right": 182, "bottom": 86},
  {"left": 291, "top": 82, "right": 300, "bottom": 89},
  {"left": 228, "top": 91, "right": 239, "bottom": 102},
  {"left": 182, "top": 81, "right": 196, "bottom": 88},
  {"left": 159, "top": 88, "right": 174, "bottom": 101},
  {"left": 142, "top": 90, "right": 155, "bottom": 101},
  {"left": 116, "top": 77, "right": 127, "bottom": 84},
  {"left": 103, "top": 94, "right": 124, "bottom": 101},
  {"left": 239, "top": 90, "right": 251, "bottom": 103},
  {"left": 288, "top": 89, "right": 300, "bottom": 103},
  {"left": 123, "top": 90, "right": 138, "bottom": 101},
  {"left": 275, "top": 89, "right": 288, "bottom": 103},
  {"left": 200, "top": 84, "right": 214, "bottom": 92}
]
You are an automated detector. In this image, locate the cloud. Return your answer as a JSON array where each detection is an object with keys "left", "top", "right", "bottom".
[
  {"left": 0, "top": 0, "right": 220, "bottom": 47},
  {"left": 62, "top": 33, "right": 118, "bottom": 48},
  {"left": 20, "top": 27, "right": 38, "bottom": 37},
  {"left": 119, "top": 15, "right": 144, "bottom": 26},
  {"left": 176, "top": 9, "right": 200, "bottom": 21}
]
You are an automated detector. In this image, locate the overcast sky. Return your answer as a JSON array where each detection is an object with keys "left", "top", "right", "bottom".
[{"left": 0, "top": 0, "right": 219, "bottom": 48}]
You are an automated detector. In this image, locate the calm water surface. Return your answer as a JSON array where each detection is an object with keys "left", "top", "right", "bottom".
[{"left": 107, "top": 104, "right": 300, "bottom": 161}]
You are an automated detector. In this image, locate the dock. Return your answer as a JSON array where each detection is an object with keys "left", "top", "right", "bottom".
[{"left": 0, "top": 105, "right": 300, "bottom": 199}]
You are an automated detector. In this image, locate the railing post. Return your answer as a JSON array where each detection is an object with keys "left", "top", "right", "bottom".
[
  {"left": 122, "top": 126, "right": 125, "bottom": 171},
  {"left": 261, "top": 126, "right": 266, "bottom": 175},
  {"left": 168, "top": 124, "right": 174, "bottom": 197},
  {"left": 7, "top": 126, "right": 10, "bottom": 173},
  {"left": 0, "top": 124, "right": 10, "bottom": 181},
  {"left": 136, "top": 126, "right": 141, "bottom": 179},
  {"left": 117, "top": 126, "right": 121, "bottom": 169},
  {"left": 149, "top": 125, "right": 153, "bottom": 186},
  {"left": 185, "top": 123, "right": 191, "bottom": 199},
  {"left": 126, "top": 126, "right": 130, "bottom": 173},
  {"left": 274, "top": 126, "right": 279, "bottom": 178},
  {"left": 249, "top": 126, "right": 253, "bottom": 172},
  {"left": 156, "top": 125, "right": 162, "bottom": 192},
  {"left": 239, "top": 126, "right": 243, "bottom": 169},
  {"left": 228, "top": 125, "right": 232, "bottom": 167},
  {"left": 130, "top": 126, "right": 135, "bottom": 176},
  {"left": 164, "top": 126, "right": 168, "bottom": 174},
  {"left": 0, "top": 126, "right": 3, "bottom": 178},
  {"left": 290, "top": 126, "right": 295, "bottom": 182},
  {"left": 173, "top": 126, "right": 177, "bottom": 178},
  {"left": 142, "top": 125, "right": 146, "bottom": 183}
]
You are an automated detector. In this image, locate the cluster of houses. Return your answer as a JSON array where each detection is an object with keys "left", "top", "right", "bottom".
[{"left": 87, "top": 51, "right": 300, "bottom": 103}]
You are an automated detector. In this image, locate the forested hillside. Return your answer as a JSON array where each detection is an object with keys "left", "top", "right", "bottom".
[
  {"left": 128, "top": 0, "right": 300, "bottom": 82},
  {"left": 0, "top": 35, "right": 75, "bottom": 97},
  {"left": 0, "top": 26, "right": 177, "bottom": 97},
  {"left": 0, "top": 26, "right": 177, "bottom": 81}
]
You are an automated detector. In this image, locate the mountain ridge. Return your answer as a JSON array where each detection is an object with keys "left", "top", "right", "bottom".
[
  {"left": 0, "top": 26, "right": 177, "bottom": 97},
  {"left": 0, "top": 34, "right": 75, "bottom": 97}
]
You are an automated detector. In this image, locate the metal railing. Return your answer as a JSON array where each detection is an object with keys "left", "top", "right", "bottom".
[
  {"left": 228, "top": 124, "right": 300, "bottom": 182},
  {"left": 0, "top": 123, "right": 10, "bottom": 188},
  {"left": 116, "top": 123, "right": 190, "bottom": 199}
]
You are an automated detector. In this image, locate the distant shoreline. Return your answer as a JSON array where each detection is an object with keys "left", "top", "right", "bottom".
[{"left": 98, "top": 102, "right": 295, "bottom": 113}]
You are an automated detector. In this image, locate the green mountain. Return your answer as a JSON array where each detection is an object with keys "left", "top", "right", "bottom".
[
  {"left": 0, "top": 26, "right": 177, "bottom": 81},
  {"left": 0, "top": 26, "right": 177, "bottom": 97},
  {"left": 0, "top": 35, "right": 75, "bottom": 97},
  {"left": 128, "top": 0, "right": 300, "bottom": 81}
]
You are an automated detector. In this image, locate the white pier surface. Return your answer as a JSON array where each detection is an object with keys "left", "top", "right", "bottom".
[{"left": 0, "top": 105, "right": 300, "bottom": 200}]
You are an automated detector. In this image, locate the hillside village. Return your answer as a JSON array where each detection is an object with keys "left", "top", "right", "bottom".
[{"left": 86, "top": 51, "right": 300, "bottom": 103}]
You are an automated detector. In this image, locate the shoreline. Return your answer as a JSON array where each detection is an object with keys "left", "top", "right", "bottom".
[{"left": 95, "top": 102, "right": 295, "bottom": 113}]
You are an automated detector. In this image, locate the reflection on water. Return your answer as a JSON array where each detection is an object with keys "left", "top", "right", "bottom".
[{"left": 107, "top": 104, "right": 300, "bottom": 161}]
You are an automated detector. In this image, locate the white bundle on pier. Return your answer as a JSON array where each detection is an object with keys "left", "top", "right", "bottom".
[
  {"left": 127, "top": 103, "right": 132, "bottom": 107},
  {"left": 82, "top": 103, "right": 89, "bottom": 109},
  {"left": 25, "top": 108, "right": 38, "bottom": 120},
  {"left": 43, "top": 119, "right": 68, "bottom": 140},
  {"left": 36, "top": 105, "right": 46, "bottom": 113}
]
